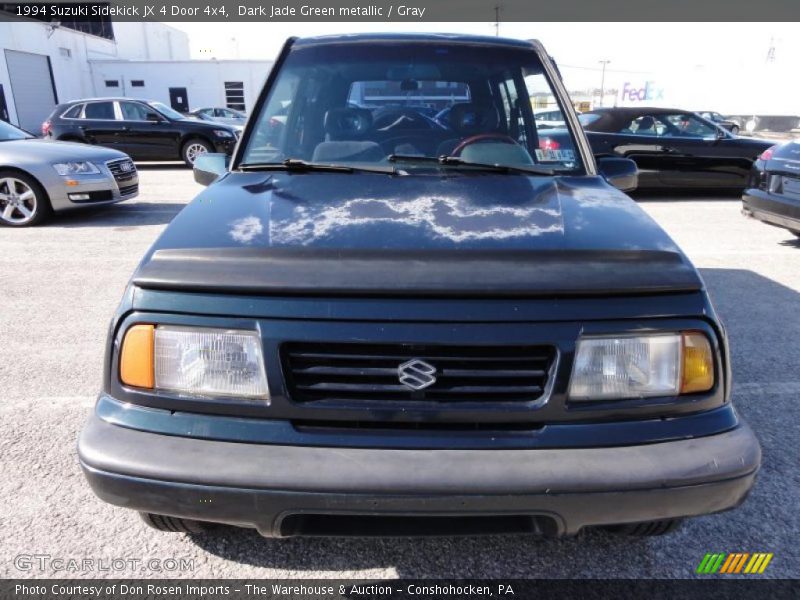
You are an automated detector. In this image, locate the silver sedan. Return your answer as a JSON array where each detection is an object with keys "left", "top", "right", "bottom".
[{"left": 0, "top": 120, "right": 138, "bottom": 227}]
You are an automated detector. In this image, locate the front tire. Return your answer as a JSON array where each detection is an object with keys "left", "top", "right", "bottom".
[
  {"left": 181, "top": 138, "right": 212, "bottom": 166},
  {"left": 730, "top": 125, "right": 740, "bottom": 135},
  {"left": 0, "top": 170, "right": 52, "bottom": 227}
]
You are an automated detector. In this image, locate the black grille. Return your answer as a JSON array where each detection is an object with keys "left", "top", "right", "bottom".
[
  {"left": 106, "top": 158, "right": 137, "bottom": 183},
  {"left": 118, "top": 183, "right": 138, "bottom": 197},
  {"left": 283, "top": 343, "right": 555, "bottom": 403}
]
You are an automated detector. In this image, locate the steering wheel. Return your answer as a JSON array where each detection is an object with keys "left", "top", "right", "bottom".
[{"left": 451, "top": 133, "right": 518, "bottom": 156}]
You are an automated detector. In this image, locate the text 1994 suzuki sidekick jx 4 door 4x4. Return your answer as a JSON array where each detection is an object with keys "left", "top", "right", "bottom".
[{"left": 78, "top": 34, "right": 760, "bottom": 538}]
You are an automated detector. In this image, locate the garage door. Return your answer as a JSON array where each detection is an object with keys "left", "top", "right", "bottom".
[{"left": 4, "top": 49, "right": 57, "bottom": 134}]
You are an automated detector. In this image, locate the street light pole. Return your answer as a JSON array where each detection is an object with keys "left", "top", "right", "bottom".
[{"left": 598, "top": 60, "right": 611, "bottom": 107}]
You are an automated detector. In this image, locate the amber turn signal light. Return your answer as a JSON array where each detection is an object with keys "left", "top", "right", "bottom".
[
  {"left": 681, "top": 332, "right": 714, "bottom": 394},
  {"left": 119, "top": 324, "right": 154, "bottom": 389}
]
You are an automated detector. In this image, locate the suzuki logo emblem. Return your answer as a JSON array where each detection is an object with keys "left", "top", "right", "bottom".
[{"left": 398, "top": 359, "right": 437, "bottom": 391}]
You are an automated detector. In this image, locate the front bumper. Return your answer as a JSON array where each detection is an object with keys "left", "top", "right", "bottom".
[{"left": 78, "top": 414, "right": 760, "bottom": 537}]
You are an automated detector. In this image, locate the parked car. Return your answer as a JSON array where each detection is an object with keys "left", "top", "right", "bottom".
[
  {"left": 78, "top": 34, "right": 760, "bottom": 539},
  {"left": 698, "top": 111, "right": 740, "bottom": 135},
  {"left": 0, "top": 119, "right": 137, "bottom": 227},
  {"left": 188, "top": 107, "right": 248, "bottom": 127},
  {"left": 576, "top": 107, "right": 774, "bottom": 189},
  {"left": 43, "top": 98, "right": 239, "bottom": 166},
  {"left": 742, "top": 140, "right": 800, "bottom": 237},
  {"left": 534, "top": 107, "right": 567, "bottom": 129}
]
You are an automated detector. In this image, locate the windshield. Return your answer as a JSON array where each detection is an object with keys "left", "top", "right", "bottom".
[
  {"left": 0, "top": 120, "right": 31, "bottom": 141},
  {"left": 241, "top": 41, "right": 583, "bottom": 173},
  {"left": 149, "top": 101, "right": 185, "bottom": 120}
]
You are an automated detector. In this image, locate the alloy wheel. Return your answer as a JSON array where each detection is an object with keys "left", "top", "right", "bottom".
[
  {"left": 0, "top": 177, "right": 37, "bottom": 225},
  {"left": 185, "top": 143, "right": 208, "bottom": 164}
]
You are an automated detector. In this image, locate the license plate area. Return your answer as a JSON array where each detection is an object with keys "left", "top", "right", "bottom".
[{"left": 782, "top": 176, "right": 800, "bottom": 197}]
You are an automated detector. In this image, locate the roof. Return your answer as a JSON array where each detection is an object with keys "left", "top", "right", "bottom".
[
  {"left": 293, "top": 33, "right": 539, "bottom": 50},
  {"left": 588, "top": 107, "right": 694, "bottom": 116},
  {"left": 60, "top": 97, "right": 161, "bottom": 104}
]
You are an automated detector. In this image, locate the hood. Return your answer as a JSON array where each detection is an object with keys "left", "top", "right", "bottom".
[
  {"left": 133, "top": 172, "right": 702, "bottom": 297},
  {"left": 1, "top": 139, "right": 129, "bottom": 162}
]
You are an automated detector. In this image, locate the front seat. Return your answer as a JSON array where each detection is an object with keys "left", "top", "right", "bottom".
[
  {"left": 635, "top": 116, "right": 656, "bottom": 135},
  {"left": 312, "top": 108, "right": 384, "bottom": 162}
]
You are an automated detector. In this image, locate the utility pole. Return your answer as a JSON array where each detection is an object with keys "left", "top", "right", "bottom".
[
  {"left": 494, "top": 5, "right": 501, "bottom": 37},
  {"left": 598, "top": 60, "right": 611, "bottom": 107}
]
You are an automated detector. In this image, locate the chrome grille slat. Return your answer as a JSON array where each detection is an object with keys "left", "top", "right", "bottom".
[
  {"left": 106, "top": 158, "right": 137, "bottom": 183},
  {"left": 283, "top": 342, "right": 554, "bottom": 404}
]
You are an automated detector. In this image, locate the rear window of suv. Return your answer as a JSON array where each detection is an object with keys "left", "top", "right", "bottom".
[{"left": 84, "top": 102, "right": 115, "bottom": 120}]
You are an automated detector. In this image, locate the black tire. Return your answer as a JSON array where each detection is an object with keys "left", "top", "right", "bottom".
[
  {"left": 791, "top": 230, "right": 800, "bottom": 239},
  {"left": 139, "top": 512, "right": 211, "bottom": 534},
  {"left": 603, "top": 518, "right": 683, "bottom": 537},
  {"left": 181, "top": 138, "right": 213, "bottom": 167},
  {"left": 730, "top": 125, "right": 740, "bottom": 135},
  {"left": 0, "top": 169, "right": 52, "bottom": 227}
]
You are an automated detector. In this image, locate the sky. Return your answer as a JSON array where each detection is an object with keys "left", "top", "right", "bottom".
[{"left": 169, "top": 22, "right": 800, "bottom": 114}]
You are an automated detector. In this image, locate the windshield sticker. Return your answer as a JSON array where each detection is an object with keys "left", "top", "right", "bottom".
[{"left": 536, "top": 149, "right": 575, "bottom": 162}]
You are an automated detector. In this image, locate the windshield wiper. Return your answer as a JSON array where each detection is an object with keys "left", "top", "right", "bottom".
[
  {"left": 239, "top": 158, "right": 397, "bottom": 175},
  {"left": 387, "top": 154, "right": 555, "bottom": 176}
]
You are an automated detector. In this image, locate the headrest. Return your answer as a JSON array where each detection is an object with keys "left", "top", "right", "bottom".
[
  {"left": 637, "top": 116, "right": 656, "bottom": 130},
  {"left": 324, "top": 108, "right": 373, "bottom": 139},
  {"left": 448, "top": 103, "right": 501, "bottom": 133}
]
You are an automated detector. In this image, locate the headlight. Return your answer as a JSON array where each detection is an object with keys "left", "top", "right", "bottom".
[
  {"left": 213, "top": 129, "right": 234, "bottom": 138},
  {"left": 52, "top": 161, "right": 100, "bottom": 176},
  {"left": 569, "top": 332, "right": 713, "bottom": 401},
  {"left": 119, "top": 324, "right": 269, "bottom": 400}
]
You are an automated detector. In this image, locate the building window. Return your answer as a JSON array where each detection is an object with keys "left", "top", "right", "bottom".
[
  {"left": 224, "top": 81, "right": 245, "bottom": 111},
  {"left": 131, "top": 80, "right": 145, "bottom": 87},
  {"left": 59, "top": 48, "right": 72, "bottom": 59},
  {"left": 105, "top": 80, "right": 119, "bottom": 88}
]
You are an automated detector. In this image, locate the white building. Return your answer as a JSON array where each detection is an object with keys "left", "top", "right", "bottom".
[
  {"left": 0, "top": 17, "right": 271, "bottom": 133},
  {"left": 87, "top": 59, "right": 270, "bottom": 114}
]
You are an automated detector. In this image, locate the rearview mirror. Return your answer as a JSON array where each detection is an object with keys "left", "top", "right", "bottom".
[
  {"left": 597, "top": 157, "right": 638, "bottom": 192},
  {"left": 193, "top": 153, "right": 228, "bottom": 186}
]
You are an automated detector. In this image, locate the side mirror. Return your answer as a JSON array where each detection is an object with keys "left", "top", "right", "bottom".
[
  {"left": 715, "top": 128, "right": 727, "bottom": 140},
  {"left": 597, "top": 156, "right": 638, "bottom": 192},
  {"left": 193, "top": 153, "right": 228, "bottom": 186},
  {"left": 146, "top": 113, "right": 163, "bottom": 123}
]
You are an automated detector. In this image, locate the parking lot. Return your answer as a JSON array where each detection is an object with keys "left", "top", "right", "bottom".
[{"left": 0, "top": 165, "right": 798, "bottom": 579}]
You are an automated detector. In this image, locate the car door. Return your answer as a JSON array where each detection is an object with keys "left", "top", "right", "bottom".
[
  {"left": 79, "top": 101, "right": 123, "bottom": 149},
  {"left": 656, "top": 113, "right": 745, "bottom": 187},
  {"left": 118, "top": 101, "right": 179, "bottom": 160},
  {"left": 589, "top": 113, "right": 671, "bottom": 188}
]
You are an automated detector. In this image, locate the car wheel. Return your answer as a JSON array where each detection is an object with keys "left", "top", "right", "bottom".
[
  {"left": 791, "top": 230, "right": 800, "bottom": 238},
  {"left": 0, "top": 170, "right": 52, "bottom": 227},
  {"left": 730, "top": 125, "right": 740, "bottom": 135},
  {"left": 602, "top": 518, "right": 683, "bottom": 536},
  {"left": 182, "top": 138, "right": 212, "bottom": 166},
  {"left": 139, "top": 512, "right": 213, "bottom": 534}
]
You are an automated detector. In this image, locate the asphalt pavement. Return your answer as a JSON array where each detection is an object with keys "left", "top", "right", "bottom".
[{"left": 0, "top": 166, "right": 797, "bottom": 579}]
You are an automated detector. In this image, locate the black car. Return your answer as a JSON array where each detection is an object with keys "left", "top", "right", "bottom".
[
  {"left": 742, "top": 140, "right": 800, "bottom": 237},
  {"left": 43, "top": 98, "right": 239, "bottom": 166},
  {"left": 78, "top": 34, "right": 759, "bottom": 539},
  {"left": 574, "top": 107, "right": 774, "bottom": 190},
  {"left": 698, "top": 111, "right": 740, "bottom": 135}
]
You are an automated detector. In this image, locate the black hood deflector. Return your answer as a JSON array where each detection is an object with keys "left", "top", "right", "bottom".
[{"left": 133, "top": 247, "right": 701, "bottom": 297}]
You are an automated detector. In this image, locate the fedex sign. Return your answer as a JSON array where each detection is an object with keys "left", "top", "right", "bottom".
[{"left": 621, "top": 81, "right": 665, "bottom": 103}]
